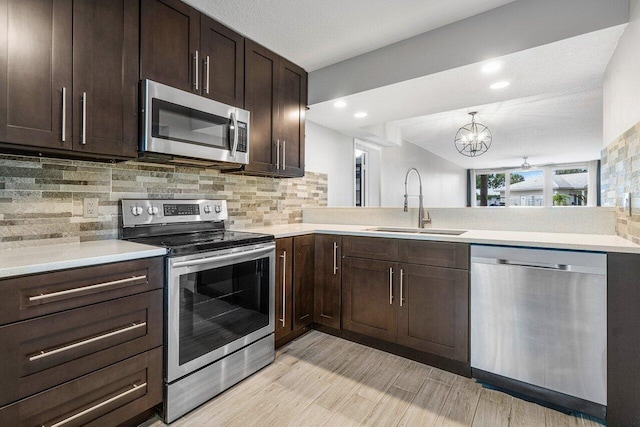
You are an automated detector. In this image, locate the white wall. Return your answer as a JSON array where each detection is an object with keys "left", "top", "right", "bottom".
[
  {"left": 604, "top": 0, "right": 640, "bottom": 144},
  {"left": 380, "top": 140, "right": 467, "bottom": 208},
  {"left": 305, "top": 121, "right": 354, "bottom": 206}
]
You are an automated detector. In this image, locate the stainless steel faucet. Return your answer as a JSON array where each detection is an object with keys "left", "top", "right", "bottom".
[{"left": 404, "top": 168, "right": 431, "bottom": 228}]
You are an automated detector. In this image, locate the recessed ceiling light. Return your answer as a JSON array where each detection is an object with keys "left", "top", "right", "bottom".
[
  {"left": 334, "top": 100, "right": 347, "bottom": 108},
  {"left": 482, "top": 61, "right": 501, "bottom": 73},
  {"left": 354, "top": 112, "right": 368, "bottom": 118},
  {"left": 490, "top": 81, "right": 510, "bottom": 90}
]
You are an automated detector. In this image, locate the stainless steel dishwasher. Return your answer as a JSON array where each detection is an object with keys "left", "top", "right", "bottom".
[{"left": 471, "top": 245, "right": 607, "bottom": 413}]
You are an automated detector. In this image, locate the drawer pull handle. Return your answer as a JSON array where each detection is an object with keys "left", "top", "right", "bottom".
[
  {"left": 46, "top": 382, "right": 147, "bottom": 427},
  {"left": 29, "top": 322, "right": 147, "bottom": 362},
  {"left": 29, "top": 275, "right": 148, "bottom": 302}
]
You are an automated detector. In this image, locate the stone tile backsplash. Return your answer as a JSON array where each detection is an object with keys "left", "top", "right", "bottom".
[
  {"left": 601, "top": 121, "right": 640, "bottom": 244},
  {"left": 0, "top": 154, "right": 327, "bottom": 249}
]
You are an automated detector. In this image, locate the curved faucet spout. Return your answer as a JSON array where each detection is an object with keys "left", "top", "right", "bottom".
[{"left": 403, "top": 168, "right": 429, "bottom": 228}]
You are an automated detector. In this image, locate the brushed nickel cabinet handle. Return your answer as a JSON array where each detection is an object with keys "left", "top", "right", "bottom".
[
  {"left": 389, "top": 267, "right": 394, "bottom": 305},
  {"left": 29, "top": 275, "right": 147, "bottom": 302},
  {"left": 205, "top": 55, "right": 210, "bottom": 94},
  {"left": 29, "top": 322, "right": 146, "bottom": 362},
  {"left": 276, "top": 140, "right": 280, "bottom": 170},
  {"left": 282, "top": 140, "right": 286, "bottom": 170},
  {"left": 80, "top": 92, "right": 87, "bottom": 144},
  {"left": 47, "top": 382, "right": 147, "bottom": 427},
  {"left": 61, "top": 87, "right": 66, "bottom": 142},
  {"left": 333, "top": 242, "right": 338, "bottom": 275},
  {"left": 400, "top": 269, "right": 404, "bottom": 307},
  {"left": 193, "top": 50, "right": 199, "bottom": 91},
  {"left": 282, "top": 251, "right": 287, "bottom": 325}
]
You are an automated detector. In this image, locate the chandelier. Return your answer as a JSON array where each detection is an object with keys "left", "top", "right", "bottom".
[{"left": 454, "top": 112, "right": 492, "bottom": 157}]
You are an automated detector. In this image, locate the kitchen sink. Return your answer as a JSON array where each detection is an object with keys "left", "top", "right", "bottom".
[{"left": 366, "top": 227, "right": 467, "bottom": 235}]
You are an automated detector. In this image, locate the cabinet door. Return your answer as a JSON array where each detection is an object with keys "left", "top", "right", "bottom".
[
  {"left": 140, "top": 0, "right": 200, "bottom": 93},
  {"left": 0, "top": 0, "right": 72, "bottom": 150},
  {"left": 244, "top": 40, "right": 279, "bottom": 175},
  {"left": 200, "top": 15, "right": 244, "bottom": 108},
  {"left": 342, "top": 257, "right": 398, "bottom": 342},
  {"left": 73, "top": 0, "right": 138, "bottom": 158},
  {"left": 278, "top": 58, "right": 306, "bottom": 177},
  {"left": 314, "top": 235, "right": 342, "bottom": 329},
  {"left": 397, "top": 263, "right": 469, "bottom": 362},
  {"left": 275, "top": 238, "right": 293, "bottom": 341},
  {"left": 293, "top": 234, "right": 314, "bottom": 330}
]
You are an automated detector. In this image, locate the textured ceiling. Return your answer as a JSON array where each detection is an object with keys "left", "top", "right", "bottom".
[{"left": 183, "top": 0, "right": 518, "bottom": 71}]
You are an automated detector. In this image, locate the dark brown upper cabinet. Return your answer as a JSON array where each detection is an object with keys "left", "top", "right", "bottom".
[
  {"left": 0, "top": 0, "right": 139, "bottom": 159},
  {"left": 141, "top": 0, "right": 244, "bottom": 108},
  {"left": 200, "top": 14, "right": 244, "bottom": 107},
  {"left": 0, "top": 0, "right": 73, "bottom": 151},
  {"left": 140, "top": 0, "right": 199, "bottom": 94},
  {"left": 73, "top": 0, "right": 139, "bottom": 158},
  {"left": 242, "top": 39, "right": 307, "bottom": 178}
]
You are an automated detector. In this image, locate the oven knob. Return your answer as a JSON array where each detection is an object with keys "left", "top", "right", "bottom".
[
  {"left": 203, "top": 205, "right": 212, "bottom": 214},
  {"left": 148, "top": 206, "right": 159, "bottom": 215},
  {"left": 214, "top": 204, "right": 222, "bottom": 213},
  {"left": 131, "top": 206, "right": 143, "bottom": 216}
]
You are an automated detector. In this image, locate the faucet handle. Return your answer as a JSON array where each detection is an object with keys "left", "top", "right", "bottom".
[{"left": 424, "top": 210, "right": 432, "bottom": 224}]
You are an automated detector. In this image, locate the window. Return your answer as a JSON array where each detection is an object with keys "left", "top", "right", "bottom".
[{"left": 472, "top": 162, "right": 598, "bottom": 207}]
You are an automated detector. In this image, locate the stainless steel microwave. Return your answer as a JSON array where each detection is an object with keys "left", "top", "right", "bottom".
[{"left": 139, "top": 79, "right": 250, "bottom": 166}]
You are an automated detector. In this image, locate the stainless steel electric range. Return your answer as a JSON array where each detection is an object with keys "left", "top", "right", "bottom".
[{"left": 120, "top": 199, "right": 275, "bottom": 423}]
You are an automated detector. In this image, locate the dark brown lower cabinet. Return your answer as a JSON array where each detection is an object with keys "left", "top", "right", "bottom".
[
  {"left": 342, "top": 257, "right": 398, "bottom": 342},
  {"left": 275, "top": 235, "right": 315, "bottom": 347},
  {"left": 340, "top": 240, "right": 470, "bottom": 366},
  {"left": 607, "top": 252, "right": 640, "bottom": 426},
  {"left": 314, "top": 235, "right": 342, "bottom": 329},
  {"left": 0, "top": 347, "right": 162, "bottom": 427},
  {"left": 0, "top": 256, "right": 164, "bottom": 426},
  {"left": 0, "top": 290, "right": 162, "bottom": 407},
  {"left": 275, "top": 237, "right": 294, "bottom": 342},
  {"left": 293, "top": 234, "right": 314, "bottom": 330},
  {"left": 397, "top": 264, "right": 469, "bottom": 362}
]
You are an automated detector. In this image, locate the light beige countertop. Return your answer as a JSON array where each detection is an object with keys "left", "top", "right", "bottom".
[
  {"left": 0, "top": 240, "right": 167, "bottom": 279},
  {"left": 239, "top": 223, "right": 640, "bottom": 254}
]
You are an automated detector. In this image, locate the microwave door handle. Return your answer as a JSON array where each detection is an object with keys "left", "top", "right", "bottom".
[{"left": 230, "top": 112, "right": 239, "bottom": 157}]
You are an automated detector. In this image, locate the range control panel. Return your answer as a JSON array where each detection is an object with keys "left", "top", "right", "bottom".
[{"left": 121, "top": 199, "right": 228, "bottom": 227}]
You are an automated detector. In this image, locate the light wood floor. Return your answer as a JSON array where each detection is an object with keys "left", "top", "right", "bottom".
[{"left": 144, "top": 331, "right": 603, "bottom": 427}]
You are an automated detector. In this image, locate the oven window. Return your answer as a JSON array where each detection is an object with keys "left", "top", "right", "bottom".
[
  {"left": 178, "top": 257, "right": 270, "bottom": 365},
  {"left": 152, "top": 98, "right": 230, "bottom": 149}
]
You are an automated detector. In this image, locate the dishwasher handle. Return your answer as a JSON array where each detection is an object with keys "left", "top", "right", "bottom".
[
  {"left": 498, "top": 259, "right": 568, "bottom": 270},
  {"left": 471, "top": 256, "right": 605, "bottom": 275}
]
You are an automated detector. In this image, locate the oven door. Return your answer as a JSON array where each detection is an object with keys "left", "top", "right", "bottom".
[{"left": 166, "top": 242, "right": 275, "bottom": 383}]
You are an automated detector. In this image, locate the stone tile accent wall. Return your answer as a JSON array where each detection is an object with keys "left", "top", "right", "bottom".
[
  {"left": 0, "top": 154, "right": 327, "bottom": 249},
  {"left": 601, "top": 121, "right": 640, "bottom": 244}
]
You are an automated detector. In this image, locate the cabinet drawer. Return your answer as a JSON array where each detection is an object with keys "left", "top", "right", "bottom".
[
  {"left": 0, "top": 290, "right": 162, "bottom": 406},
  {"left": 342, "top": 236, "right": 398, "bottom": 261},
  {"left": 0, "top": 256, "right": 163, "bottom": 325},
  {"left": 0, "top": 347, "right": 162, "bottom": 427},
  {"left": 399, "top": 240, "right": 469, "bottom": 269}
]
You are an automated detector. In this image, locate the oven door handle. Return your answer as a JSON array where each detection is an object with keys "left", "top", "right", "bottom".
[{"left": 171, "top": 246, "right": 274, "bottom": 268}]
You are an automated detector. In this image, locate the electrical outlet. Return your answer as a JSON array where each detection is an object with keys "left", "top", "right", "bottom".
[
  {"left": 277, "top": 200, "right": 284, "bottom": 213},
  {"left": 83, "top": 198, "right": 99, "bottom": 218}
]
